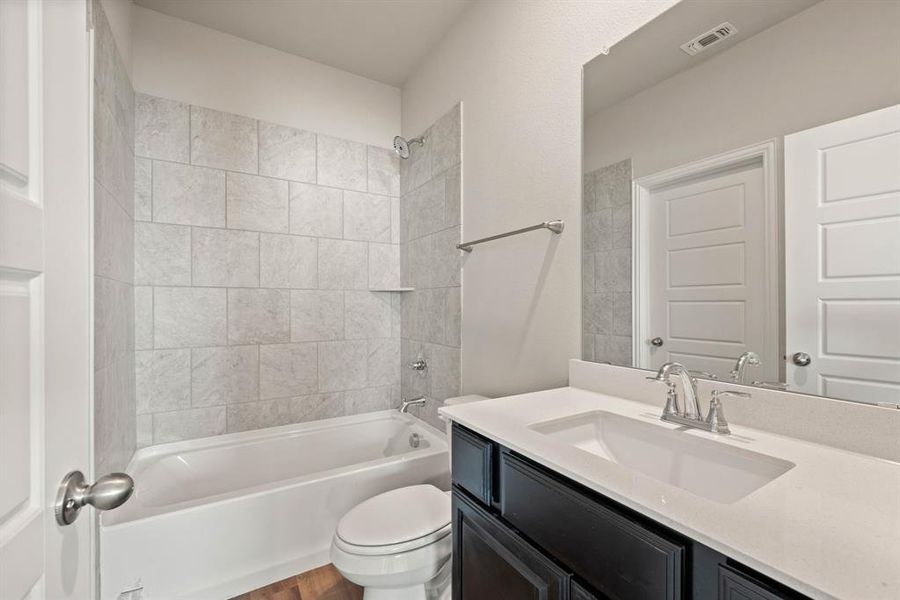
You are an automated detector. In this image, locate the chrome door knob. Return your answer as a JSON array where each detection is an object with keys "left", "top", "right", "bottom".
[
  {"left": 55, "top": 470, "right": 134, "bottom": 526},
  {"left": 791, "top": 352, "right": 812, "bottom": 367},
  {"left": 650, "top": 337, "right": 664, "bottom": 347}
]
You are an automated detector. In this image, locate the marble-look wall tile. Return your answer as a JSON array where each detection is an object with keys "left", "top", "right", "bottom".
[
  {"left": 260, "top": 233, "right": 317, "bottom": 289},
  {"left": 94, "top": 353, "right": 136, "bottom": 476},
  {"left": 134, "top": 286, "right": 153, "bottom": 350},
  {"left": 401, "top": 132, "right": 432, "bottom": 195},
  {"left": 444, "top": 289, "right": 461, "bottom": 348},
  {"left": 134, "top": 222, "right": 191, "bottom": 286},
  {"left": 290, "top": 290, "right": 343, "bottom": 342},
  {"left": 152, "top": 161, "right": 225, "bottom": 227},
  {"left": 404, "top": 176, "right": 445, "bottom": 242},
  {"left": 367, "top": 146, "right": 400, "bottom": 196},
  {"left": 258, "top": 121, "right": 316, "bottom": 183},
  {"left": 584, "top": 292, "right": 612, "bottom": 335},
  {"left": 226, "top": 172, "right": 289, "bottom": 233},
  {"left": 94, "top": 97, "right": 133, "bottom": 209},
  {"left": 153, "top": 406, "right": 226, "bottom": 444},
  {"left": 367, "top": 339, "right": 400, "bottom": 386},
  {"left": 318, "top": 239, "right": 367, "bottom": 290},
  {"left": 368, "top": 243, "right": 401, "bottom": 289},
  {"left": 289, "top": 182, "right": 343, "bottom": 239},
  {"left": 431, "top": 104, "right": 461, "bottom": 175},
  {"left": 136, "top": 414, "right": 153, "bottom": 449},
  {"left": 583, "top": 209, "right": 611, "bottom": 252},
  {"left": 135, "top": 349, "right": 191, "bottom": 414},
  {"left": 226, "top": 393, "right": 343, "bottom": 433},
  {"left": 190, "top": 106, "right": 258, "bottom": 173},
  {"left": 612, "top": 204, "right": 632, "bottom": 250},
  {"left": 428, "top": 343, "right": 461, "bottom": 400},
  {"left": 154, "top": 287, "right": 227, "bottom": 348},
  {"left": 343, "top": 191, "right": 392, "bottom": 242},
  {"left": 391, "top": 197, "right": 401, "bottom": 244},
  {"left": 134, "top": 157, "right": 152, "bottom": 221},
  {"left": 95, "top": 276, "right": 133, "bottom": 370},
  {"left": 345, "top": 291, "right": 392, "bottom": 340},
  {"left": 192, "top": 227, "right": 260, "bottom": 287},
  {"left": 95, "top": 183, "right": 134, "bottom": 282},
  {"left": 227, "top": 288, "right": 290, "bottom": 344},
  {"left": 612, "top": 292, "right": 632, "bottom": 337},
  {"left": 191, "top": 345, "right": 258, "bottom": 406},
  {"left": 431, "top": 227, "right": 461, "bottom": 288},
  {"left": 345, "top": 386, "right": 392, "bottom": 414},
  {"left": 317, "top": 134, "right": 366, "bottom": 191},
  {"left": 318, "top": 340, "right": 367, "bottom": 392},
  {"left": 135, "top": 94, "right": 189, "bottom": 163},
  {"left": 259, "top": 343, "right": 318, "bottom": 399}
]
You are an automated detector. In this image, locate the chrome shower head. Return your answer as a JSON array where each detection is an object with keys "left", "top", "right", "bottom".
[{"left": 392, "top": 135, "right": 425, "bottom": 159}]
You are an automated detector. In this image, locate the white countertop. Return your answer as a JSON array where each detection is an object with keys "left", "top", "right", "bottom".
[{"left": 440, "top": 387, "right": 900, "bottom": 600}]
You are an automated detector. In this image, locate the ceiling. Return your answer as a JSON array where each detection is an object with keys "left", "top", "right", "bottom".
[
  {"left": 133, "top": 0, "right": 473, "bottom": 87},
  {"left": 584, "top": 0, "right": 820, "bottom": 118}
]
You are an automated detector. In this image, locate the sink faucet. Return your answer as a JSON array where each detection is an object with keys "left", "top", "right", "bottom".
[
  {"left": 399, "top": 396, "right": 427, "bottom": 413},
  {"left": 731, "top": 351, "right": 760, "bottom": 384},
  {"left": 648, "top": 362, "right": 702, "bottom": 419},
  {"left": 648, "top": 362, "right": 751, "bottom": 433}
]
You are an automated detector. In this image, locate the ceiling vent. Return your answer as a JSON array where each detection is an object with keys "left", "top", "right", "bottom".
[{"left": 680, "top": 22, "right": 738, "bottom": 56}]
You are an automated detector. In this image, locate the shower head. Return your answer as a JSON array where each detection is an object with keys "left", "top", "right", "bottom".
[{"left": 393, "top": 135, "right": 425, "bottom": 159}]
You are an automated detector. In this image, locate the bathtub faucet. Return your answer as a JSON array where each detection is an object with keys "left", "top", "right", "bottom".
[{"left": 399, "top": 396, "right": 427, "bottom": 413}]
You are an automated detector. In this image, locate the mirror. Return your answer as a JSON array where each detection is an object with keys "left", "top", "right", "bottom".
[{"left": 581, "top": 0, "right": 900, "bottom": 407}]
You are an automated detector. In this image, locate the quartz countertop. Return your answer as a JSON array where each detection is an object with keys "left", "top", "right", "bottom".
[{"left": 440, "top": 386, "right": 900, "bottom": 600}]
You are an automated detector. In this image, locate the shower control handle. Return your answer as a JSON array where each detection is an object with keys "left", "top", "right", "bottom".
[
  {"left": 408, "top": 359, "right": 427, "bottom": 371},
  {"left": 55, "top": 470, "right": 134, "bottom": 526}
]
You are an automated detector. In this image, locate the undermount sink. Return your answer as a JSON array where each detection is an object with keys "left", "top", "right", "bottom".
[{"left": 529, "top": 411, "right": 794, "bottom": 503}]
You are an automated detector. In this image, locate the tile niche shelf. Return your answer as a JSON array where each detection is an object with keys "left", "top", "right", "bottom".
[{"left": 369, "top": 287, "right": 415, "bottom": 292}]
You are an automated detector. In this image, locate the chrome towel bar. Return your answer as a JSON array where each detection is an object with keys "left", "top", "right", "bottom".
[{"left": 457, "top": 220, "right": 564, "bottom": 252}]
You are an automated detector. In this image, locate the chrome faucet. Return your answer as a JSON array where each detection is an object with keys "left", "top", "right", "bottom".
[
  {"left": 731, "top": 351, "right": 760, "bottom": 384},
  {"left": 648, "top": 362, "right": 751, "bottom": 433},
  {"left": 399, "top": 396, "right": 427, "bottom": 413},
  {"left": 648, "top": 362, "right": 702, "bottom": 419}
]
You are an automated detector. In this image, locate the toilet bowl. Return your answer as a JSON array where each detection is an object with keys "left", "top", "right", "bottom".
[
  {"left": 331, "top": 395, "right": 488, "bottom": 600},
  {"left": 330, "top": 485, "right": 452, "bottom": 600}
]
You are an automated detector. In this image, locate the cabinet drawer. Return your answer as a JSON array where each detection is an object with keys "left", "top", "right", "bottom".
[
  {"left": 453, "top": 490, "right": 569, "bottom": 600},
  {"left": 719, "top": 565, "right": 807, "bottom": 600},
  {"left": 500, "top": 451, "right": 684, "bottom": 600},
  {"left": 451, "top": 424, "right": 494, "bottom": 505}
]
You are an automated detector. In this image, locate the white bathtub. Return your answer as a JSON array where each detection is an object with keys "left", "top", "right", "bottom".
[{"left": 100, "top": 411, "right": 450, "bottom": 600}]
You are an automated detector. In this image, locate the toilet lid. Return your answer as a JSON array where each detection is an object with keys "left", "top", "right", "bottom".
[{"left": 336, "top": 485, "right": 451, "bottom": 548}]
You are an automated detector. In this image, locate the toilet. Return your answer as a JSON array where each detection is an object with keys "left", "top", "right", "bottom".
[{"left": 331, "top": 395, "right": 488, "bottom": 600}]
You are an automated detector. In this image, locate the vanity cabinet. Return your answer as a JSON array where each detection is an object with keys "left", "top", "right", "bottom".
[{"left": 451, "top": 424, "right": 808, "bottom": 600}]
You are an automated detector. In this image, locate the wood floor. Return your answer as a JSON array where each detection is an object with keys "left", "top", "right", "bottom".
[{"left": 230, "top": 564, "right": 362, "bottom": 600}]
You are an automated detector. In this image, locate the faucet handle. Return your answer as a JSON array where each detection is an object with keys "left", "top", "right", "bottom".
[{"left": 705, "top": 389, "right": 750, "bottom": 434}]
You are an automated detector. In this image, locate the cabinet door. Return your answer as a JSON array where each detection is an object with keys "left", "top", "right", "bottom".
[{"left": 453, "top": 490, "right": 569, "bottom": 600}]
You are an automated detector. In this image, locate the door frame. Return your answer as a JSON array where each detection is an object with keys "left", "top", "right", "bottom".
[{"left": 632, "top": 140, "right": 779, "bottom": 371}]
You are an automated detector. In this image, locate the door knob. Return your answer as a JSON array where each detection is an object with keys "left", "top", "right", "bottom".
[
  {"left": 55, "top": 470, "right": 134, "bottom": 526},
  {"left": 791, "top": 352, "right": 811, "bottom": 367},
  {"left": 650, "top": 337, "right": 664, "bottom": 347}
]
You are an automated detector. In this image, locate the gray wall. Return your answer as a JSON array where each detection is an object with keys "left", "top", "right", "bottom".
[
  {"left": 582, "top": 159, "right": 632, "bottom": 367},
  {"left": 400, "top": 105, "right": 462, "bottom": 428},
  {"left": 133, "top": 94, "right": 404, "bottom": 445},
  {"left": 93, "top": 0, "right": 136, "bottom": 475}
]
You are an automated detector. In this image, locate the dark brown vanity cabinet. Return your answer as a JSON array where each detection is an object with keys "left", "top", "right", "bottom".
[{"left": 450, "top": 424, "right": 808, "bottom": 600}]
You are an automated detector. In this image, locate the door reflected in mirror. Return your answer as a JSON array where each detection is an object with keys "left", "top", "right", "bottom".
[{"left": 582, "top": 0, "right": 900, "bottom": 407}]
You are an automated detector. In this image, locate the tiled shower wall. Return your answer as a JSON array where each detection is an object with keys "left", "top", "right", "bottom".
[
  {"left": 93, "top": 0, "right": 136, "bottom": 475},
  {"left": 133, "top": 94, "right": 403, "bottom": 446},
  {"left": 582, "top": 159, "right": 633, "bottom": 366},
  {"left": 400, "top": 105, "right": 462, "bottom": 429}
]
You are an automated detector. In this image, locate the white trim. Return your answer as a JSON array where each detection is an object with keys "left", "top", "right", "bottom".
[{"left": 632, "top": 140, "right": 780, "bottom": 371}]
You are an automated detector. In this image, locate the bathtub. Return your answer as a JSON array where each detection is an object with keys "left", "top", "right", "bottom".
[{"left": 100, "top": 411, "right": 450, "bottom": 600}]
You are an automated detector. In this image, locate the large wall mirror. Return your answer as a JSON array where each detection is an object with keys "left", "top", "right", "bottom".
[{"left": 582, "top": 0, "right": 900, "bottom": 407}]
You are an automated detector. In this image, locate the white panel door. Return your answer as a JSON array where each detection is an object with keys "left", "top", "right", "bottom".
[
  {"left": 785, "top": 104, "right": 900, "bottom": 406},
  {"left": 0, "top": 1, "right": 93, "bottom": 598},
  {"left": 647, "top": 162, "right": 777, "bottom": 381}
]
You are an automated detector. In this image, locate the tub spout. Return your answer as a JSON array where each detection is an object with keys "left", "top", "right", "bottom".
[{"left": 399, "top": 396, "right": 427, "bottom": 413}]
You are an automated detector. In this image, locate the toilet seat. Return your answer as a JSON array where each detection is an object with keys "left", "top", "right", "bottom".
[{"left": 334, "top": 484, "right": 451, "bottom": 556}]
